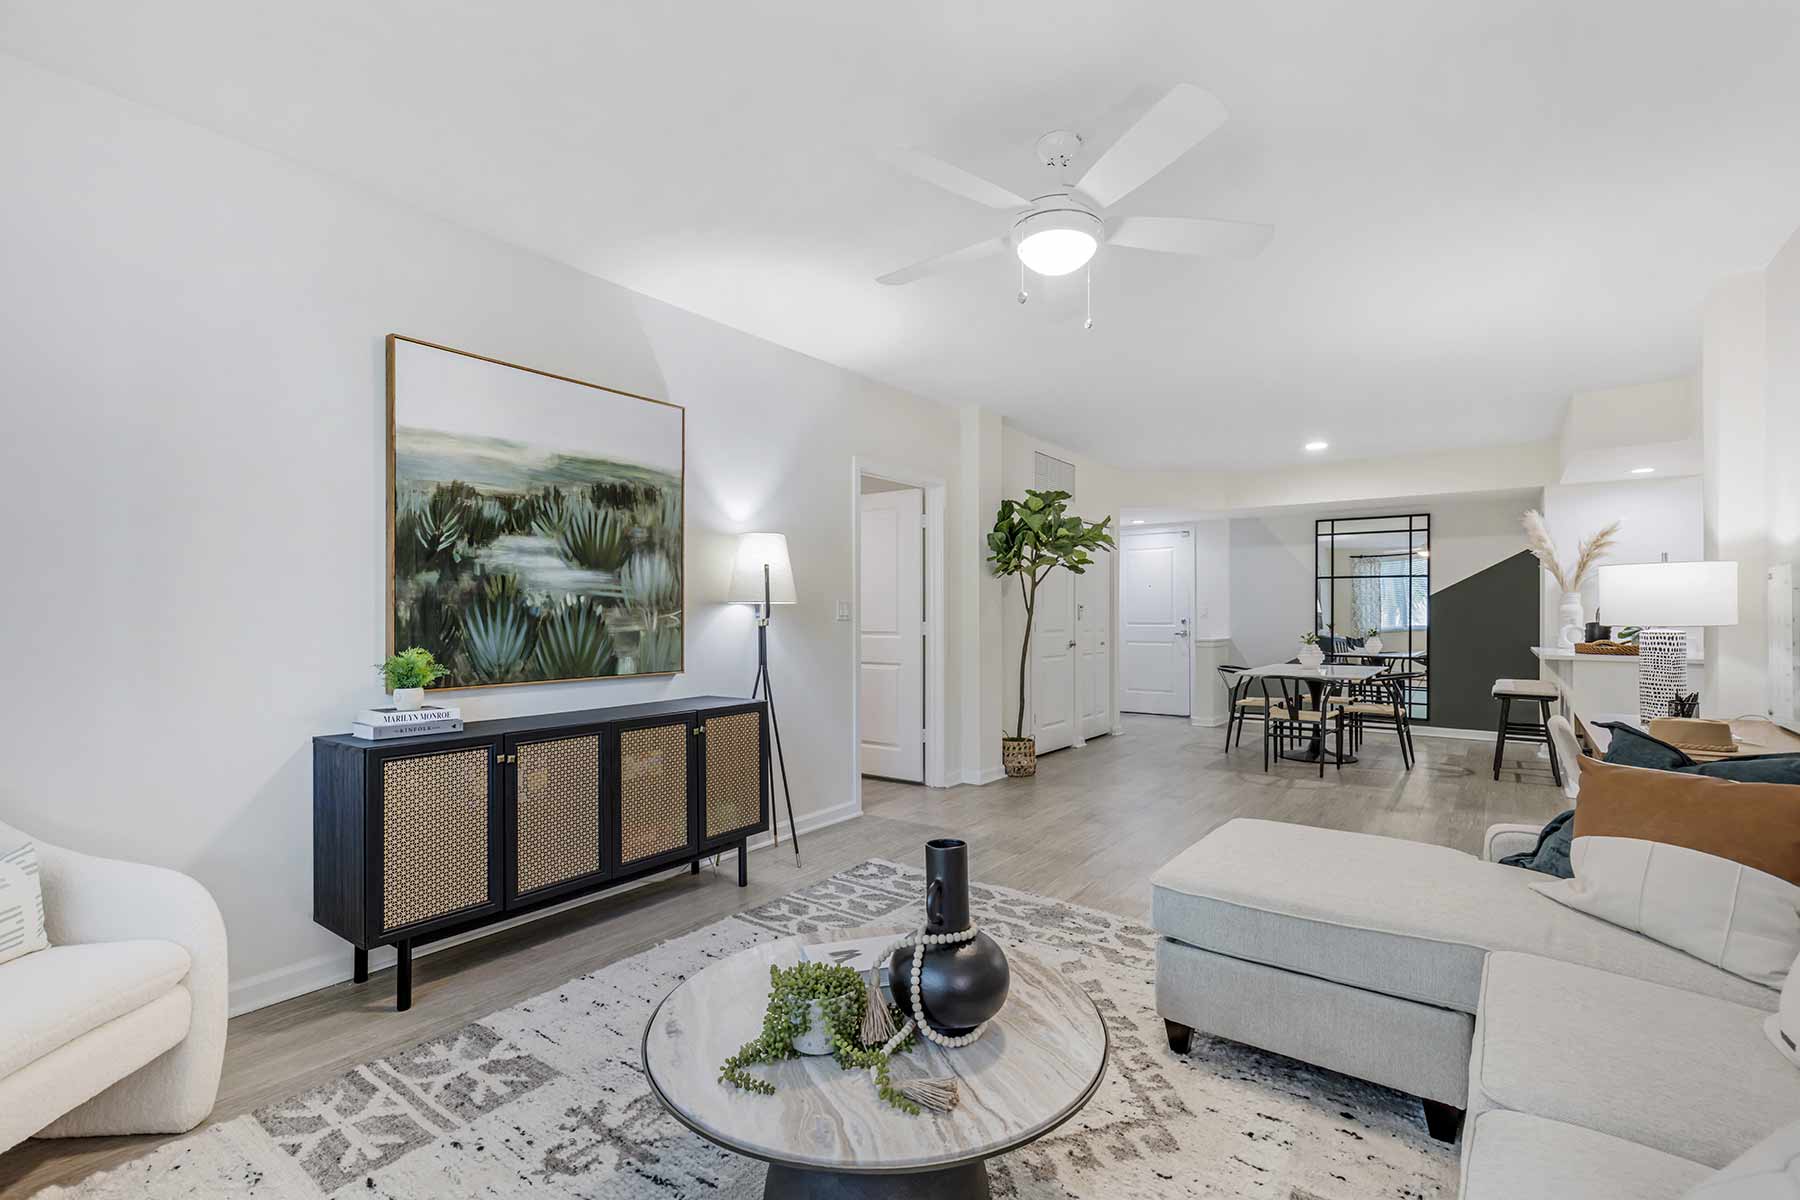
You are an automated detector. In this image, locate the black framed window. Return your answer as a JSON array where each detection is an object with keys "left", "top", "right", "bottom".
[{"left": 1315, "top": 514, "right": 1431, "bottom": 720}]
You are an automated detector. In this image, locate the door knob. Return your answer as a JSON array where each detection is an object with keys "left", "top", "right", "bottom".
[{"left": 1068, "top": 640, "right": 1078, "bottom": 648}]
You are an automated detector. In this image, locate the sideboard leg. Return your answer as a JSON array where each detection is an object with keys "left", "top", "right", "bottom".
[
  {"left": 690, "top": 858, "right": 700, "bottom": 875},
  {"left": 738, "top": 839, "right": 749, "bottom": 887},
  {"left": 395, "top": 939, "right": 413, "bottom": 1012},
  {"left": 353, "top": 946, "right": 368, "bottom": 984}
]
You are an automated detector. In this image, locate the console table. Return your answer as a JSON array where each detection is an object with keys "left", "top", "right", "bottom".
[{"left": 313, "top": 695, "right": 769, "bottom": 1010}]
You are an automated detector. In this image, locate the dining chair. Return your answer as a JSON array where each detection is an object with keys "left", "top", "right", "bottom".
[
  {"left": 1261, "top": 674, "right": 1346, "bottom": 778},
  {"left": 1341, "top": 671, "right": 1419, "bottom": 769},
  {"left": 1217, "top": 665, "right": 1289, "bottom": 750}
]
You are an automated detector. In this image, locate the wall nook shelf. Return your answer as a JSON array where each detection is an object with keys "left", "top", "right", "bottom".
[{"left": 313, "top": 696, "right": 769, "bottom": 1010}]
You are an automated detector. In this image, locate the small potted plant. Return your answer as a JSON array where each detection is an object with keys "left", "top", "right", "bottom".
[
  {"left": 1297, "top": 631, "right": 1326, "bottom": 667},
  {"left": 1361, "top": 627, "right": 1384, "bottom": 656},
  {"left": 986, "top": 489, "right": 1115, "bottom": 777},
  {"left": 380, "top": 646, "right": 450, "bottom": 710}
]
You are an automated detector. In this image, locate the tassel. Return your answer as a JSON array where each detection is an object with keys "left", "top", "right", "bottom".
[
  {"left": 860, "top": 967, "right": 897, "bottom": 1046},
  {"left": 894, "top": 1076, "right": 960, "bottom": 1112}
]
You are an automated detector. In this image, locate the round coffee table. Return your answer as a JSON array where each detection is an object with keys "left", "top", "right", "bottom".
[{"left": 642, "top": 931, "right": 1108, "bottom": 1199}]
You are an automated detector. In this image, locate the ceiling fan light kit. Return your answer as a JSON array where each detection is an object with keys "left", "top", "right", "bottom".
[{"left": 877, "top": 82, "right": 1274, "bottom": 322}]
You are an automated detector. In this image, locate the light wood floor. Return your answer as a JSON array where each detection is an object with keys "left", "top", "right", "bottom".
[{"left": 1, "top": 715, "right": 1562, "bottom": 1196}]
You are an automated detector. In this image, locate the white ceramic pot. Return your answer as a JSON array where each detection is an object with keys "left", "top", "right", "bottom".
[
  {"left": 1297, "top": 643, "right": 1326, "bottom": 667},
  {"left": 392, "top": 686, "right": 425, "bottom": 711},
  {"left": 791, "top": 998, "right": 834, "bottom": 1055},
  {"left": 1557, "top": 592, "right": 1585, "bottom": 650},
  {"left": 1363, "top": 636, "right": 1384, "bottom": 656}
]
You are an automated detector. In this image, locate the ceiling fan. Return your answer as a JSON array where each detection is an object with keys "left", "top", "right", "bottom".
[{"left": 877, "top": 83, "right": 1273, "bottom": 318}]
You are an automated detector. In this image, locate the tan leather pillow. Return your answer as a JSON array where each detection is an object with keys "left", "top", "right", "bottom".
[{"left": 1532, "top": 757, "right": 1800, "bottom": 987}]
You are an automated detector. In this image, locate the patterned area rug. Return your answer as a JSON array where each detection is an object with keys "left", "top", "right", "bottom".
[{"left": 45, "top": 860, "right": 1456, "bottom": 1198}]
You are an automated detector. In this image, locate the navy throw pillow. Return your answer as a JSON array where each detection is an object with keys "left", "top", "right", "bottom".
[
  {"left": 1499, "top": 810, "right": 1576, "bottom": 879},
  {"left": 1678, "top": 753, "right": 1800, "bottom": 785},
  {"left": 1597, "top": 722, "right": 1696, "bottom": 771}
]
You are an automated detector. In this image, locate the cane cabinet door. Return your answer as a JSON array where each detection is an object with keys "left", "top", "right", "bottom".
[
  {"left": 611, "top": 715, "right": 697, "bottom": 873},
  {"left": 506, "top": 730, "right": 607, "bottom": 904},
  {"left": 373, "top": 743, "right": 503, "bottom": 940},
  {"left": 699, "top": 704, "right": 768, "bottom": 847}
]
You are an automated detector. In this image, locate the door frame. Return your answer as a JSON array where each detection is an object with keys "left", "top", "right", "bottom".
[{"left": 849, "top": 458, "right": 949, "bottom": 810}]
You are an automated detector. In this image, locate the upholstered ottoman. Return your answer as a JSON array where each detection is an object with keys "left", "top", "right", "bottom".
[{"left": 1149, "top": 819, "right": 1777, "bottom": 1141}]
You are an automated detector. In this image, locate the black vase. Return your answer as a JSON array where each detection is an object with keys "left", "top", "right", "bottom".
[{"left": 888, "top": 839, "right": 1010, "bottom": 1037}]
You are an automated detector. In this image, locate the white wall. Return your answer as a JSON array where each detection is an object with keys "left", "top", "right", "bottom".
[
  {"left": 0, "top": 54, "right": 964, "bottom": 1012},
  {"left": 1538, "top": 477, "right": 1705, "bottom": 654}
]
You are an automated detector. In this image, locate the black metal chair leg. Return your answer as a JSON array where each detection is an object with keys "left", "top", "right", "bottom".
[
  {"left": 395, "top": 939, "right": 413, "bottom": 1012},
  {"left": 1493, "top": 696, "right": 1511, "bottom": 780}
]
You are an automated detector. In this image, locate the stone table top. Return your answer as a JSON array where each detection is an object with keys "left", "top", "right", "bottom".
[{"left": 641, "top": 929, "right": 1109, "bottom": 1174}]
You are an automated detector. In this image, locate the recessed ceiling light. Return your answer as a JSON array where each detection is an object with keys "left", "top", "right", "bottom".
[
  {"left": 1130, "top": 519, "right": 1145, "bottom": 525},
  {"left": 1631, "top": 466, "right": 1655, "bottom": 475},
  {"left": 1304, "top": 440, "right": 1329, "bottom": 452}
]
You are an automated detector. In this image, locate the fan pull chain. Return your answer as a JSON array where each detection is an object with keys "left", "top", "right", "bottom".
[
  {"left": 1017, "top": 258, "right": 1028, "bottom": 305},
  {"left": 1084, "top": 264, "right": 1094, "bottom": 330}
]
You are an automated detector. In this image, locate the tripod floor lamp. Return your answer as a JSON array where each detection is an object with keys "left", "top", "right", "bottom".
[{"left": 729, "top": 532, "right": 801, "bottom": 865}]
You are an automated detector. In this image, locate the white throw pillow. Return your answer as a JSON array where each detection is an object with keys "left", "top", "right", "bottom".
[
  {"left": 0, "top": 838, "right": 49, "bottom": 966},
  {"left": 1685, "top": 1116, "right": 1800, "bottom": 1197},
  {"left": 1528, "top": 758, "right": 1800, "bottom": 988}
]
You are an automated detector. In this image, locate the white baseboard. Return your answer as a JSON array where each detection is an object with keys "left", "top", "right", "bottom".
[
  {"left": 1189, "top": 714, "right": 1227, "bottom": 728},
  {"left": 960, "top": 765, "right": 1006, "bottom": 786},
  {"left": 227, "top": 799, "right": 862, "bottom": 1017},
  {"left": 1411, "top": 725, "right": 1497, "bottom": 742}
]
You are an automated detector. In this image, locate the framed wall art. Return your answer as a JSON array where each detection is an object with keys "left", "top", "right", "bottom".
[{"left": 387, "top": 335, "right": 684, "bottom": 688}]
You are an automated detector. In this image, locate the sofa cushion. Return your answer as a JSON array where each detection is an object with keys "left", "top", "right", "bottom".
[
  {"left": 0, "top": 939, "right": 191, "bottom": 1077},
  {"left": 1150, "top": 819, "right": 1778, "bottom": 1014},
  {"left": 1470, "top": 952, "right": 1800, "bottom": 1169},
  {"left": 0, "top": 838, "right": 49, "bottom": 967},
  {"left": 1686, "top": 1116, "right": 1800, "bottom": 1197},
  {"left": 1461, "top": 1110, "right": 1712, "bottom": 1200}
]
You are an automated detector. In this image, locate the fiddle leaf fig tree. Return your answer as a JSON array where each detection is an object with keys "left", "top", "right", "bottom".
[{"left": 987, "top": 489, "right": 1115, "bottom": 740}]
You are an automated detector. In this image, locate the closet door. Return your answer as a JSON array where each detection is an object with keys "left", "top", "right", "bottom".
[
  {"left": 611, "top": 715, "right": 697, "bottom": 874},
  {"left": 506, "top": 730, "right": 606, "bottom": 905}
]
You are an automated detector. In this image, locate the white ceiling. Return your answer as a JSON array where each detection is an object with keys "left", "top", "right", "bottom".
[{"left": 6, "top": 2, "right": 1799, "bottom": 470}]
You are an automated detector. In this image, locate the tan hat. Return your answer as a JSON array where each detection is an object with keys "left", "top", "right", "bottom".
[{"left": 1647, "top": 717, "right": 1747, "bottom": 760}]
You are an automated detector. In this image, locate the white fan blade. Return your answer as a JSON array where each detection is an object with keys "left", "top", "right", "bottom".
[
  {"left": 1076, "top": 84, "right": 1229, "bottom": 208},
  {"left": 1109, "top": 215, "right": 1273, "bottom": 259},
  {"left": 877, "top": 237, "right": 1008, "bottom": 286},
  {"left": 883, "top": 148, "right": 1029, "bottom": 209}
]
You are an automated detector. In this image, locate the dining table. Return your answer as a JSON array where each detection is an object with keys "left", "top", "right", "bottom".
[{"left": 1230, "top": 662, "right": 1389, "bottom": 763}]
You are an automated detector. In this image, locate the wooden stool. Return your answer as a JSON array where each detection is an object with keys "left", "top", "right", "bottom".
[{"left": 1491, "top": 678, "right": 1562, "bottom": 786}]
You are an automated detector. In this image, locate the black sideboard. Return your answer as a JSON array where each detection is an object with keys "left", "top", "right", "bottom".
[{"left": 313, "top": 695, "right": 769, "bottom": 1009}]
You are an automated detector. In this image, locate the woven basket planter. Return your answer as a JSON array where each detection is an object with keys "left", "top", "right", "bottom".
[{"left": 1001, "top": 737, "right": 1037, "bottom": 777}]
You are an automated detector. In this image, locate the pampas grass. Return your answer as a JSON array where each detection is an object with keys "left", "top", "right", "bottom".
[{"left": 1522, "top": 509, "right": 1620, "bottom": 592}]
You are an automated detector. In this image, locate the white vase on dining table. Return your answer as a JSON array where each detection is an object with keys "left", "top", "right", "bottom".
[{"left": 1297, "top": 642, "right": 1325, "bottom": 667}]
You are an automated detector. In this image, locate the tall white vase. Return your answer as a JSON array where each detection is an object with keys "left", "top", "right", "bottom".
[{"left": 1557, "top": 592, "right": 1585, "bottom": 650}]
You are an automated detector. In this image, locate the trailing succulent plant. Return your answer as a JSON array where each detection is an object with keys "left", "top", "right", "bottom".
[{"left": 718, "top": 961, "right": 925, "bottom": 1113}]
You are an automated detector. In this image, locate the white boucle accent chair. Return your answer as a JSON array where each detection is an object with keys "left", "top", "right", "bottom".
[{"left": 0, "top": 818, "right": 227, "bottom": 1153}]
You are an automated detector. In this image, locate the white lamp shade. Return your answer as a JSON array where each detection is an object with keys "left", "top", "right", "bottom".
[
  {"left": 1597, "top": 561, "right": 1738, "bottom": 627},
  {"left": 728, "top": 532, "right": 797, "bottom": 604}
]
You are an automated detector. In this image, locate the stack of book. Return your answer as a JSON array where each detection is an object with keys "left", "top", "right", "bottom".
[{"left": 351, "top": 705, "right": 464, "bottom": 740}]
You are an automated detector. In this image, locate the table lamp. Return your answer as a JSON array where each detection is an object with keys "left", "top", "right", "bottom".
[
  {"left": 728, "top": 532, "right": 800, "bottom": 864},
  {"left": 1597, "top": 560, "right": 1738, "bottom": 722}
]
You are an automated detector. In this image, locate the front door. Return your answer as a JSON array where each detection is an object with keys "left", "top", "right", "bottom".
[{"left": 1119, "top": 528, "right": 1194, "bottom": 716}]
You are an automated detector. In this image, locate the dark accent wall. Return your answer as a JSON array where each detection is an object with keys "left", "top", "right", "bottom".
[{"left": 1425, "top": 550, "right": 1540, "bottom": 731}]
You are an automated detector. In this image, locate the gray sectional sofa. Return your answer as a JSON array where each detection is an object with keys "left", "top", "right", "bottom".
[{"left": 1151, "top": 818, "right": 1796, "bottom": 1197}]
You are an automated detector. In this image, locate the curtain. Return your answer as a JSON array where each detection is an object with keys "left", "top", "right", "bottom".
[{"left": 1351, "top": 557, "right": 1384, "bottom": 634}]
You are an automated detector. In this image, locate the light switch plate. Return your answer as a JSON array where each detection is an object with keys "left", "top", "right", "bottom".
[{"left": 836, "top": 600, "right": 852, "bottom": 622}]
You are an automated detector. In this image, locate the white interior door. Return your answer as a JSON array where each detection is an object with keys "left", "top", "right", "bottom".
[
  {"left": 1077, "top": 562, "right": 1112, "bottom": 739},
  {"left": 1032, "top": 565, "right": 1076, "bottom": 753},
  {"left": 859, "top": 488, "right": 925, "bottom": 781},
  {"left": 1119, "top": 528, "right": 1194, "bottom": 716}
]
